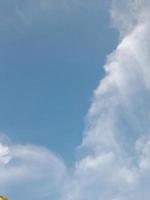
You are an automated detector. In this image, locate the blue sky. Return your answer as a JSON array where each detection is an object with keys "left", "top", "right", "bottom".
[
  {"left": 1, "top": 0, "right": 150, "bottom": 200},
  {"left": 0, "top": 0, "right": 117, "bottom": 162}
]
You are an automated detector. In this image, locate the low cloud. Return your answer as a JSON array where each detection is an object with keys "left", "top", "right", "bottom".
[
  {"left": 1, "top": 0, "right": 150, "bottom": 199},
  {"left": 0, "top": 140, "right": 66, "bottom": 200}
]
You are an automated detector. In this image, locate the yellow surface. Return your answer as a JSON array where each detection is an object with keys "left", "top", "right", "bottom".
[{"left": 0, "top": 196, "right": 8, "bottom": 200}]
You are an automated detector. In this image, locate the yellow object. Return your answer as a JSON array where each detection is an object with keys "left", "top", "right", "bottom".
[{"left": 0, "top": 196, "right": 8, "bottom": 200}]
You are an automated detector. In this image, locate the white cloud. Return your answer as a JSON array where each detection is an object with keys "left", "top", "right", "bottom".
[
  {"left": 63, "top": 0, "right": 150, "bottom": 199},
  {"left": 0, "top": 140, "right": 66, "bottom": 199},
  {"left": 1, "top": 0, "right": 150, "bottom": 199}
]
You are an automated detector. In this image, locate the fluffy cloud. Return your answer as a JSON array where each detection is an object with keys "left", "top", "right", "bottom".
[
  {"left": 64, "top": 0, "right": 150, "bottom": 199},
  {"left": 0, "top": 138, "right": 66, "bottom": 200},
  {"left": 1, "top": 0, "right": 150, "bottom": 199}
]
